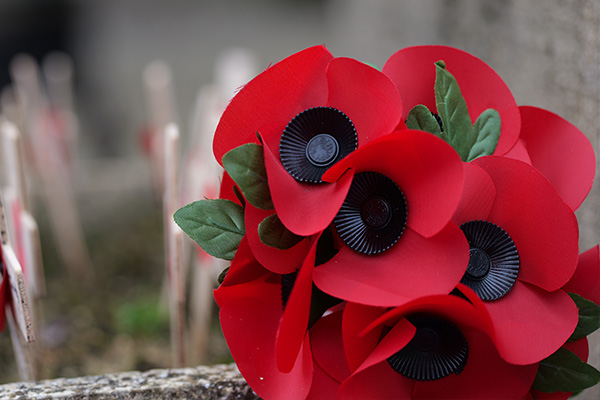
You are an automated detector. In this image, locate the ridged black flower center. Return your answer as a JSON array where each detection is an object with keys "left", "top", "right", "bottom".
[
  {"left": 460, "top": 220, "right": 520, "bottom": 301},
  {"left": 280, "top": 107, "right": 357, "bottom": 183},
  {"left": 334, "top": 172, "right": 407, "bottom": 255},
  {"left": 387, "top": 316, "right": 468, "bottom": 381}
]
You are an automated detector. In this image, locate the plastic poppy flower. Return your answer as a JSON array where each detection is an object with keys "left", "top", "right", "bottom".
[
  {"left": 214, "top": 233, "right": 344, "bottom": 399},
  {"left": 337, "top": 286, "right": 538, "bottom": 400},
  {"left": 382, "top": 45, "right": 521, "bottom": 156},
  {"left": 505, "top": 106, "right": 596, "bottom": 211},
  {"left": 213, "top": 45, "right": 404, "bottom": 236},
  {"left": 311, "top": 130, "right": 470, "bottom": 307},
  {"left": 452, "top": 156, "right": 579, "bottom": 364}
]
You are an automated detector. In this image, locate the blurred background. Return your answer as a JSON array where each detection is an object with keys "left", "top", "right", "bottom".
[{"left": 0, "top": 0, "right": 598, "bottom": 397}]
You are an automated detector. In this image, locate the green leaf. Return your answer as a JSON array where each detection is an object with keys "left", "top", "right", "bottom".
[
  {"left": 406, "top": 104, "right": 443, "bottom": 137},
  {"left": 222, "top": 143, "right": 273, "bottom": 210},
  {"left": 434, "top": 60, "right": 475, "bottom": 161},
  {"left": 568, "top": 293, "right": 600, "bottom": 341},
  {"left": 174, "top": 199, "right": 245, "bottom": 260},
  {"left": 533, "top": 347, "right": 600, "bottom": 393},
  {"left": 467, "top": 108, "right": 501, "bottom": 161},
  {"left": 217, "top": 267, "right": 230, "bottom": 285},
  {"left": 258, "top": 214, "right": 304, "bottom": 250}
]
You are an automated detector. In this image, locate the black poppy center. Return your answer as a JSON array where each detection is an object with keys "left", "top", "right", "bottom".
[
  {"left": 387, "top": 316, "right": 468, "bottom": 381},
  {"left": 280, "top": 107, "right": 357, "bottom": 183},
  {"left": 466, "top": 248, "right": 492, "bottom": 280},
  {"left": 460, "top": 220, "right": 520, "bottom": 301},
  {"left": 411, "top": 327, "right": 441, "bottom": 352},
  {"left": 334, "top": 172, "right": 407, "bottom": 255},
  {"left": 305, "top": 133, "right": 340, "bottom": 167},
  {"left": 361, "top": 196, "right": 392, "bottom": 229}
]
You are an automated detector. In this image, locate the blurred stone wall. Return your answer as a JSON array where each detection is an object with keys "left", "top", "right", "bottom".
[{"left": 329, "top": 0, "right": 599, "bottom": 398}]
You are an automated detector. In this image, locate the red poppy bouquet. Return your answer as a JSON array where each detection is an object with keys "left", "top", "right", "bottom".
[{"left": 175, "top": 45, "right": 600, "bottom": 399}]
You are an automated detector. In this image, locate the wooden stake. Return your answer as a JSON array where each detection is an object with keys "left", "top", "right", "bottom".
[
  {"left": 10, "top": 54, "right": 93, "bottom": 279},
  {"left": 164, "top": 123, "right": 186, "bottom": 367}
]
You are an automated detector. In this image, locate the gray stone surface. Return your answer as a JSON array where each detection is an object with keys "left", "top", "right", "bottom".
[{"left": 0, "top": 364, "right": 258, "bottom": 400}]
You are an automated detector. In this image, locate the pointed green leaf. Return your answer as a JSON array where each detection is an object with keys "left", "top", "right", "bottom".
[
  {"left": 467, "top": 108, "right": 501, "bottom": 161},
  {"left": 434, "top": 60, "right": 475, "bottom": 161},
  {"left": 258, "top": 213, "right": 304, "bottom": 250},
  {"left": 406, "top": 104, "right": 443, "bottom": 137},
  {"left": 533, "top": 347, "right": 600, "bottom": 393},
  {"left": 568, "top": 293, "right": 600, "bottom": 342},
  {"left": 222, "top": 143, "right": 273, "bottom": 210},
  {"left": 174, "top": 199, "right": 245, "bottom": 260}
]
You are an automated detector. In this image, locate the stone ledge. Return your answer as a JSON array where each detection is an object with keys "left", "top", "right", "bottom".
[{"left": 0, "top": 363, "right": 260, "bottom": 400}]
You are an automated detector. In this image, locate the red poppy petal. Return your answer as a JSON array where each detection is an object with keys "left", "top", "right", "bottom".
[
  {"left": 413, "top": 330, "right": 537, "bottom": 399},
  {"left": 474, "top": 156, "right": 579, "bottom": 291},
  {"left": 338, "top": 320, "right": 416, "bottom": 400},
  {"left": 218, "top": 171, "right": 241, "bottom": 204},
  {"left": 452, "top": 162, "right": 496, "bottom": 225},
  {"left": 245, "top": 203, "right": 311, "bottom": 274},
  {"left": 342, "top": 303, "right": 388, "bottom": 372},
  {"left": 565, "top": 337, "right": 590, "bottom": 363},
  {"left": 563, "top": 246, "right": 600, "bottom": 304},
  {"left": 306, "top": 359, "right": 341, "bottom": 400},
  {"left": 323, "top": 130, "right": 464, "bottom": 237},
  {"left": 310, "top": 310, "right": 351, "bottom": 383},
  {"left": 217, "top": 276, "right": 313, "bottom": 400},
  {"left": 486, "top": 281, "right": 578, "bottom": 365},
  {"left": 213, "top": 46, "right": 332, "bottom": 164},
  {"left": 275, "top": 235, "right": 319, "bottom": 373},
  {"left": 382, "top": 45, "right": 520, "bottom": 155},
  {"left": 263, "top": 140, "right": 355, "bottom": 236},
  {"left": 504, "top": 139, "right": 533, "bottom": 164},
  {"left": 519, "top": 106, "right": 596, "bottom": 211},
  {"left": 215, "top": 236, "right": 269, "bottom": 291},
  {"left": 338, "top": 361, "right": 415, "bottom": 400},
  {"left": 361, "top": 291, "right": 492, "bottom": 338},
  {"left": 313, "top": 223, "right": 469, "bottom": 307},
  {"left": 325, "top": 57, "right": 402, "bottom": 145}
]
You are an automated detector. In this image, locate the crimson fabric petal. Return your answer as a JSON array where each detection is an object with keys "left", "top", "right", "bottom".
[
  {"left": 216, "top": 274, "right": 313, "bottom": 400},
  {"left": 275, "top": 235, "right": 320, "bottom": 373},
  {"left": 213, "top": 46, "right": 332, "bottom": 164},
  {"left": 306, "top": 359, "right": 341, "bottom": 400},
  {"left": 325, "top": 57, "right": 402, "bottom": 145},
  {"left": 474, "top": 156, "right": 579, "bottom": 291},
  {"left": 245, "top": 203, "right": 310, "bottom": 274},
  {"left": 323, "top": 130, "right": 464, "bottom": 238},
  {"left": 263, "top": 140, "right": 355, "bottom": 236},
  {"left": 562, "top": 246, "right": 600, "bottom": 304},
  {"left": 338, "top": 319, "right": 417, "bottom": 400},
  {"left": 342, "top": 303, "right": 388, "bottom": 372},
  {"left": 504, "top": 139, "right": 533, "bottom": 164},
  {"left": 310, "top": 310, "right": 351, "bottom": 383},
  {"left": 314, "top": 223, "right": 469, "bottom": 307},
  {"left": 412, "top": 330, "right": 538, "bottom": 399},
  {"left": 452, "top": 162, "right": 496, "bottom": 224},
  {"left": 519, "top": 106, "right": 596, "bottom": 211},
  {"left": 217, "top": 236, "right": 270, "bottom": 289},
  {"left": 485, "top": 281, "right": 578, "bottom": 365},
  {"left": 218, "top": 172, "right": 241, "bottom": 204},
  {"left": 360, "top": 290, "right": 493, "bottom": 339},
  {"left": 382, "top": 45, "right": 520, "bottom": 155}
]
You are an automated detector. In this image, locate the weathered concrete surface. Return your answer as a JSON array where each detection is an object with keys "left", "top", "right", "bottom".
[{"left": 0, "top": 364, "right": 259, "bottom": 400}]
